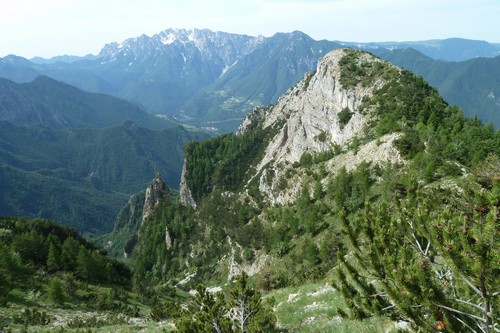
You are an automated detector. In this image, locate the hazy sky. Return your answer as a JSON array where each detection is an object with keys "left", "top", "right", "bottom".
[{"left": 1, "top": 0, "right": 498, "bottom": 58}]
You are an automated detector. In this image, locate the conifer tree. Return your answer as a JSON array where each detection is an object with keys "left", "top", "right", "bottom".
[
  {"left": 0, "top": 244, "right": 12, "bottom": 305},
  {"left": 336, "top": 178, "right": 500, "bottom": 332},
  {"left": 176, "top": 284, "right": 232, "bottom": 333},
  {"left": 76, "top": 246, "right": 91, "bottom": 281},
  {"left": 61, "top": 236, "right": 79, "bottom": 271},
  {"left": 175, "top": 273, "right": 278, "bottom": 333},
  {"left": 47, "top": 241, "right": 61, "bottom": 273},
  {"left": 47, "top": 277, "right": 65, "bottom": 305},
  {"left": 229, "top": 272, "right": 278, "bottom": 333}
]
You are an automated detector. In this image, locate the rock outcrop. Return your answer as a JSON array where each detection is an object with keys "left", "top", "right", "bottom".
[
  {"left": 179, "top": 158, "right": 197, "bottom": 208},
  {"left": 251, "top": 49, "right": 389, "bottom": 168},
  {"left": 239, "top": 49, "right": 403, "bottom": 205},
  {"left": 142, "top": 173, "right": 170, "bottom": 222}
]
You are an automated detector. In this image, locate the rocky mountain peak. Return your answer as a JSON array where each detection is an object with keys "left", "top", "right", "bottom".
[
  {"left": 240, "top": 48, "right": 403, "bottom": 204},
  {"left": 142, "top": 173, "right": 170, "bottom": 222},
  {"left": 179, "top": 158, "right": 196, "bottom": 208},
  {"left": 98, "top": 28, "right": 262, "bottom": 70},
  {"left": 243, "top": 49, "right": 388, "bottom": 165}
]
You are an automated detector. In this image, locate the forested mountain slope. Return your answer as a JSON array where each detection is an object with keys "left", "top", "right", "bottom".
[
  {"left": 377, "top": 48, "right": 500, "bottom": 127},
  {"left": 0, "top": 121, "right": 207, "bottom": 233},
  {"left": 127, "top": 49, "right": 499, "bottom": 332},
  {"left": 0, "top": 75, "right": 177, "bottom": 130}
]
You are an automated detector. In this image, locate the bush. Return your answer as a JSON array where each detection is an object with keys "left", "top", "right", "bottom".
[
  {"left": 150, "top": 299, "right": 182, "bottom": 321},
  {"left": 338, "top": 107, "right": 353, "bottom": 129},
  {"left": 13, "top": 308, "right": 51, "bottom": 326}
]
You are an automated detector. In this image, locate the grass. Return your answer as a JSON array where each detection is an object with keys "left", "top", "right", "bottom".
[
  {"left": 1, "top": 282, "right": 395, "bottom": 332},
  {"left": 0, "top": 305, "right": 174, "bottom": 333},
  {"left": 268, "top": 282, "right": 393, "bottom": 333},
  {"left": 0, "top": 285, "right": 175, "bottom": 333}
]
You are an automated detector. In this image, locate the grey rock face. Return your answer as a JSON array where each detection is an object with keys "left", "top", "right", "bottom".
[
  {"left": 179, "top": 158, "right": 197, "bottom": 208},
  {"left": 142, "top": 173, "right": 170, "bottom": 222},
  {"left": 240, "top": 49, "right": 403, "bottom": 204},
  {"left": 99, "top": 28, "right": 262, "bottom": 74}
]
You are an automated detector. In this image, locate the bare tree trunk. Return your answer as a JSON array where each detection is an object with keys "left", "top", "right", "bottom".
[{"left": 480, "top": 253, "right": 492, "bottom": 332}]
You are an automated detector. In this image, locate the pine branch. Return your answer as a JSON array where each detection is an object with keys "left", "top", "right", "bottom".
[
  {"left": 449, "top": 268, "right": 458, "bottom": 299},
  {"left": 436, "top": 303, "right": 486, "bottom": 323},
  {"left": 213, "top": 318, "right": 223, "bottom": 333},
  {"left": 452, "top": 298, "right": 488, "bottom": 312},
  {"left": 242, "top": 309, "right": 255, "bottom": 326},
  {"left": 474, "top": 322, "right": 488, "bottom": 333},
  {"left": 461, "top": 275, "right": 483, "bottom": 297},
  {"left": 365, "top": 292, "right": 390, "bottom": 298},
  {"left": 405, "top": 227, "right": 443, "bottom": 280},
  {"left": 453, "top": 314, "right": 482, "bottom": 333},
  {"left": 381, "top": 304, "right": 396, "bottom": 311},
  {"left": 424, "top": 240, "right": 430, "bottom": 257}
]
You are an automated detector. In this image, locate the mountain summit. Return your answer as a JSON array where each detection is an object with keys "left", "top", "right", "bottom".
[
  {"left": 182, "top": 49, "right": 405, "bottom": 205},
  {"left": 243, "top": 49, "right": 405, "bottom": 204},
  {"left": 132, "top": 46, "right": 500, "bottom": 299},
  {"left": 99, "top": 28, "right": 263, "bottom": 71}
]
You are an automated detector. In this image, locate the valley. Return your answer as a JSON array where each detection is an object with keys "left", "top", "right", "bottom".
[
  {"left": 1, "top": 30, "right": 500, "bottom": 132},
  {"left": 0, "top": 28, "right": 499, "bottom": 333}
]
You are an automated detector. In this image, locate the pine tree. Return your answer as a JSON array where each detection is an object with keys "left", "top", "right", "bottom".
[
  {"left": 175, "top": 273, "right": 278, "bottom": 333},
  {"left": 76, "top": 246, "right": 91, "bottom": 281},
  {"left": 176, "top": 284, "right": 232, "bottom": 333},
  {"left": 0, "top": 243, "right": 12, "bottom": 305},
  {"left": 335, "top": 179, "right": 500, "bottom": 332},
  {"left": 229, "top": 272, "right": 278, "bottom": 333},
  {"left": 47, "top": 277, "right": 65, "bottom": 305},
  {"left": 47, "top": 241, "right": 61, "bottom": 273},
  {"left": 61, "top": 236, "right": 79, "bottom": 271}
]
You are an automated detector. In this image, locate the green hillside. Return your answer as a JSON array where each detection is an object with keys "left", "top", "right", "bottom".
[
  {"left": 0, "top": 121, "right": 207, "bottom": 233},
  {"left": 129, "top": 50, "right": 499, "bottom": 332},
  {"left": 377, "top": 48, "right": 500, "bottom": 127},
  {"left": 0, "top": 76, "right": 178, "bottom": 130},
  {"left": 0, "top": 216, "right": 147, "bottom": 332}
]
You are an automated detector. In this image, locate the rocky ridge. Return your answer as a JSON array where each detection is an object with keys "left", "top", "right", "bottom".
[
  {"left": 99, "top": 28, "right": 263, "bottom": 73},
  {"left": 238, "top": 49, "right": 403, "bottom": 204},
  {"left": 142, "top": 173, "right": 170, "bottom": 223},
  {"left": 179, "top": 158, "right": 196, "bottom": 208}
]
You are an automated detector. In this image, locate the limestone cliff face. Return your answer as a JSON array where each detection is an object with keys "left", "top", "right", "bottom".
[
  {"left": 179, "top": 158, "right": 197, "bottom": 208},
  {"left": 106, "top": 174, "right": 169, "bottom": 258},
  {"left": 239, "top": 49, "right": 403, "bottom": 204},
  {"left": 142, "top": 173, "right": 170, "bottom": 222}
]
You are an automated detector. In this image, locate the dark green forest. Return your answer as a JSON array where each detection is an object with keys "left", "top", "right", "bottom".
[
  {"left": 0, "top": 76, "right": 178, "bottom": 130},
  {"left": 0, "top": 217, "right": 131, "bottom": 304},
  {"left": 0, "top": 121, "right": 207, "bottom": 233}
]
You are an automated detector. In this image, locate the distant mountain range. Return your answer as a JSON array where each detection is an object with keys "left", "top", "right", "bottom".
[
  {"left": 1, "top": 29, "right": 499, "bottom": 131},
  {"left": 30, "top": 54, "right": 98, "bottom": 64},
  {"left": 339, "top": 37, "right": 500, "bottom": 61}
]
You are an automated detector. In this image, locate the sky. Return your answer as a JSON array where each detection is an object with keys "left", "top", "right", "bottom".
[{"left": 1, "top": 0, "right": 499, "bottom": 59}]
